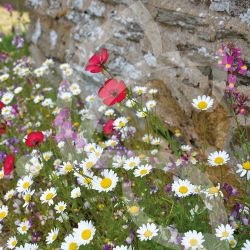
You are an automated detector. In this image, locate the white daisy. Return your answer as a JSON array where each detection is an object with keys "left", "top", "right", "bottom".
[
  {"left": 85, "top": 95, "right": 95, "bottom": 102},
  {"left": 113, "top": 117, "right": 128, "bottom": 130},
  {"left": 228, "top": 237, "right": 237, "bottom": 248},
  {"left": 60, "top": 63, "right": 70, "bottom": 71},
  {"left": 40, "top": 187, "right": 57, "bottom": 206},
  {"left": 17, "top": 220, "right": 30, "bottom": 234},
  {"left": 242, "top": 240, "right": 250, "bottom": 250},
  {"left": 7, "top": 236, "right": 18, "bottom": 249},
  {"left": 132, "top": 86, "right": 147, "bottom": 95},
  {"left": 22, "top": 189, "right": 35, "bottom": 208},
  {"left": 126, "top": 99, "right": 136, "bottom": 108},
  {"left": 151, "top": 138, "right": 162, "bottom": 146},
  {"left": 81, "top": 155, "right": 98, "bottom": 169},
  {"left": 69, "top": 83, "right": 80, "bottom": 92},
  {"left": 59, "top": 162, "right": 74, "bottom": 174},
  {"left": 43, "top": 151, "right": 53, "bottom": 161},
  {"left": 63, "top": 68, "right": 73, "bottom": 76},
  {"left": 112, "top": 155, "right": 126, "bottom": 168},
  {"left": 0, "top": 73, "right": 9, "bottom": 82},
  {"left": 105, "top": 139, "right": 118, "bottom": 148},
  {"left": 0, "top": 205, "right": 8, "bottom": 221},
  {"left": 207, "top": 150, "right": 230, "bottom": 166},
  {"left": 75, "top": 171, "right": 94, "bottom": 189},
  {"left": 215, "top": 224, "right": 234, "bottom": 241},
  {"left": 61, "top": 92, "right": 72, "bottom": 101},
  {"left": 123, "top": 156, "right": 141, "bottom": 171},
  {"left": 14, "top": 86, "right": 23, "bottom": 94},
  {"left": 203, "top": 184, "right": 223, "bottom": 199},
  {"left": 55, "top": 201, "right": 67, "bottom": 214},
  {"left": 21, "top": 68, "right": 30, "bottom": 76},
  {"left": 136, "top": 109, "right": 148, "bottom": 118},
  {"left": 104, "top": 109, "right": 115, "bottom": 116},
  {"left": 4, "top": 189, "right": 15, "bottom": 201},
  {"left": 1, "top": 106, "right": 12, "bottom": 115},
  {"left": 43, "top": 58, "right": 54, "bottom": 67},
  {"left": 192, "top": 95, "right": 213, "bottom": 110},
  {"left": 42, "top": 98, "right": 53, "bottom": 107},
  {"left": 1, "top": 92, "right": 14, "bottom": 104},
  {"left": 71, "top": 187, "right": 81, "bottom": 198},
  {"left": 181, "top": 145, "right": 192, "bottom": 152},
  {"left": 54, "top": 159, "right": 62, "bottom": 166},
  {"left": 16, "top": 175, "right": 33, "bottom": 193},
  {"left": 172, "top": 179, "right": 194, "bottom": 197},
  {"left": 58, "top": 141, "right": 65, "bottom": 148},
  {"left": 46, "top": 227, "right": 59, "bottom": 244},
  {"left": 181, "top": 230, "right": 205, "bottom": 250},
  {"left": 33, "top": 95, "right": 44, "bottom": 103},
  {"left": 73, "top": 220, "right": 96, "bottom": 246},
  {"left": 142, "top": 134, "right": 153, "bottom": 144},
  {"left": 0, "top": 169, "right": 4, "bottom": 179},
  {"left": 84, "top": 143, "right": 97, "bottom": 153},
  {"left": 137, "top": 223, "right": 159, "bottom": 241},
  {"left": 148, "top": 89, "right": 158, "bottom": 95},
  {"left": 236, "top": 162, "right": 250, "bottom": 180},
  {"left": 134, "top": 164, "right": 152, "bottom": 177},
  {"left": 98, "top": 105, "right": 107, "bottom": 112},
  {"left": 128, "top": 205, "right": 141, "bottom": 216},
  {"left": 92, "top": 169, "right": 118, "bottom": 192},
  {"left": 146, "top": 100, "right": 157, "bottom": 110},
  {"left": 113, "top": 245, "right": 133, "bottom": 250},
  {"left": 61, "top": 234, "right": 79, "bottom": 250}
]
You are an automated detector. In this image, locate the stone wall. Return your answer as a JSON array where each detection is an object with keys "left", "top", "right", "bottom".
[{"left": 25, "top": 0, "right": 250, "bottom": 185}]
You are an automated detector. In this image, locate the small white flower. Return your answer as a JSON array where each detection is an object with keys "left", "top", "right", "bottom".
[
  {"left": 71, "top": 187, "right": 81, "bottom": 198},
  {"left": 192, "top": 95, "right": 213, "bottom": 110},
  {"left": 208, "top": 150, "right": 230, "bottom": 166},
  {"left": 1, "top": 92, "right": 14, "bottom": 104},
  {"left": 137, "top": 223, "right": 159, "bottom": 241},
  {"left": 215, "top": 224, "right": 234, "bottom": 241}
]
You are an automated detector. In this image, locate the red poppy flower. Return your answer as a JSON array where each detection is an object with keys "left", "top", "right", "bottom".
[
  {"left": 103, "top": 119, "right": 115, "bottom": 135},
  {"left": 4, "top": 154, "right": 14, "bottom": 175},
  {"left": 25, "top": 131, "right": 44, "bottom": 147},
  {"left": 86, "top": 49, "right": 108, "bottom": 73},
  {"left": 98, "top": 78, "right": 126, "bottom": 106},
  {"left": 0, "top": 122, "right": 7, "bottom": 134},
  {"left": 0, "top": 102, "right": 4, "bottom": 110}
]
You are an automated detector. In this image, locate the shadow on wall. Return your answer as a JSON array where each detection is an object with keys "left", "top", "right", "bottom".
[{"left": 0, "top": 0, "right": 26, "bottom": 11}]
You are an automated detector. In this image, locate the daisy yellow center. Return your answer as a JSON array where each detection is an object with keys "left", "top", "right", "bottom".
[
  {"left": 144, "top": 230, "right": 153, "bottom": 238},
  {"left": 59, "top": 205, "right": 64, "bottom": 211},
  {"left": 110, "top": 142, "right": 116, "bottom": 147},
  {"left": 0, "top": 173, "right": 3, "bottom": 178},
  {"left": 190, "top": 239, "right": 198, "bottom": 246},
  {"left": 45, "top": 193, "right": 53, "bottom": 200},
  {"left": 25, "top": 194, "right": 31, "bottom": 202},
  {"left": 0, "top": 211, "right": 6, "bottom": 219},
  {"left": 89, "top": 97, "right": 94, "bottom": 101},
  {"left": 242, "top": 65, "right": 247, "bottom": 69},
  {"left": 179, "top": 186, "right": 188, "bottom": 194},
  {"left": 65, "top": 164, "right": 73, "bottom": 171},
  {"left": 52, "top": 234, "right": 57, "bottom": 240},
  {"left": 226, "top": 63, "right": 231, "bottom": 68},
  {"left": 84, "top": 178, "right": 92, "bottom": 186},
  {"left": 22, "top": 226, "right": 27, "bottom": 231},
  {"left": 194, "top": 187, "right": 200, "bottom": 193},
  {"left": 95, "top": 152, "right": 100, "bottom": 157},
  {"left": 23, "top": 182, "right": 30, "bottom": 189},
  {"left": 69, "top": 242, "right": 78, "bottom": 250},
  {"left": 222, "top": 231, "right": 229, "bottom": 237},
  {"left": 141, "top": 112, "right": 147, "bottom": 117},
  {"left": 214, "top": 157, "right": 224, "bottom": 164},
  {"left": 138, "top": 90, "right": 143, "bottom": 94},
  {"left": 129, "top": 162, "right": 136, "bottom": 168},
  {"left": 129, "top": 206, "right": 139, "bottom": 214},
  {"left": 118, "top": 122, "right": 125, "bottom": 128},
  {"left": 12, "top": 240, "right": 17, "bottom": 246},
  {"left": 229, "top": 240, "right": 235, "bottom": 246},
  {"left": 81, "top": 229, "right": 91, "bottom": 240},
  {"left": 209, "top": 187, "right": 218, "bottom": 194},
  {"left": 86, "top": 162, "right": 94, "bottom": 169},
  {"left": 8, "top": 193, "right": 13, "bottom": 198},
  {"left": 4, "top": 98, "right": 9, "bottom": 102},
  {"left": 140, "top": 169, "right": 147, "bottom": 175},
  {"left": 75, "top": 193, "right": 79, "bottom": 197},
  {"left": 197, "top": 101, "right": 208, "bottom": 109},
  {"left": 101, "top": 178, "right": 112, "bottom": 189},
  {"left": 145, "top": 138, "right": 150, "bottom": 142},
  {"left": 44, "top": 155, "right": 50, "bottom": 160},
  {"left": 89, "top": 147, "right": 94, "bottom": 151},
  {"left": 242, "top": 162, "right": 250, "bottom": 170}
]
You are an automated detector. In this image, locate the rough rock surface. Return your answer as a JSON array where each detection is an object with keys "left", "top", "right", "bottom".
[{"left": 25, "top": 0, "right": 250, "bottom": 185}]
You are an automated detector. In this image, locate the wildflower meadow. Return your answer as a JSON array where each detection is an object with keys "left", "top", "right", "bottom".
[{"left": 0, "top": 3, "right": 249, "bottom": 250}]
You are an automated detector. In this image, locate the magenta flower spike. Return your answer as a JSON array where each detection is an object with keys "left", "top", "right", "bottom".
[{"left": 238, "top": 58, "right": 248, "bottom": 75}]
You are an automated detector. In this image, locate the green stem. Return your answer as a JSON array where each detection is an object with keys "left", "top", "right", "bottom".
[
  {"left": 245, "top": 174, "right": 248, "bottom": 195},
  {"left": 220, "top": 165, "right": 223, "bottom": 185}
]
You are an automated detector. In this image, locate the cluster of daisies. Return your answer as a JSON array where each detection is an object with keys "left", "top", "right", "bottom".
[{"left": 0, "top": 45, "right": 249, "bottom": 250}]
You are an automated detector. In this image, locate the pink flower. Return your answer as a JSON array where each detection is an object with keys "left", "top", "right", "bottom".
[
  {"left": 86, "top": 49, "right": 108, "bottom": 73},
  {"left": 222, "top": 56, "right": 234, "bottom": 72},
  {"left": 217, "top": 44, "right": 226, "bottom": 56},
  {"left": 98, "top": 78, "right": 126, "bottom": 106},
  {"left": 238, "top": 59, "right": 247, "bottom": 75}
]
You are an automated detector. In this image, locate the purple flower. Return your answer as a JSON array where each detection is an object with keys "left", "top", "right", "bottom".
[
  {"left": 217, "top": 44, "right": 226, "bottom": 56},
  {"left": 222, "top": 56, "right": 234, "bottom": 72},
  {"left": 4, "top": 3, "right": 14, "bottom": 16},
  {"left": 0, "top": 151, "right": 6, "bottom": 162},
  {"left": 232, "top": 47, "right": 242, "bottom": 57},
  {"left": 72, "top": 132, "right": 86, "bottom": 148},
  {"left": 238, "top": 59, "right": 247, "bottom": 75},
  {"left": 17, "top": 36, "right": 24, "bottom": 49},
  {"left": 62, "top": 121, "right": 73, "bottom": 138}
]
